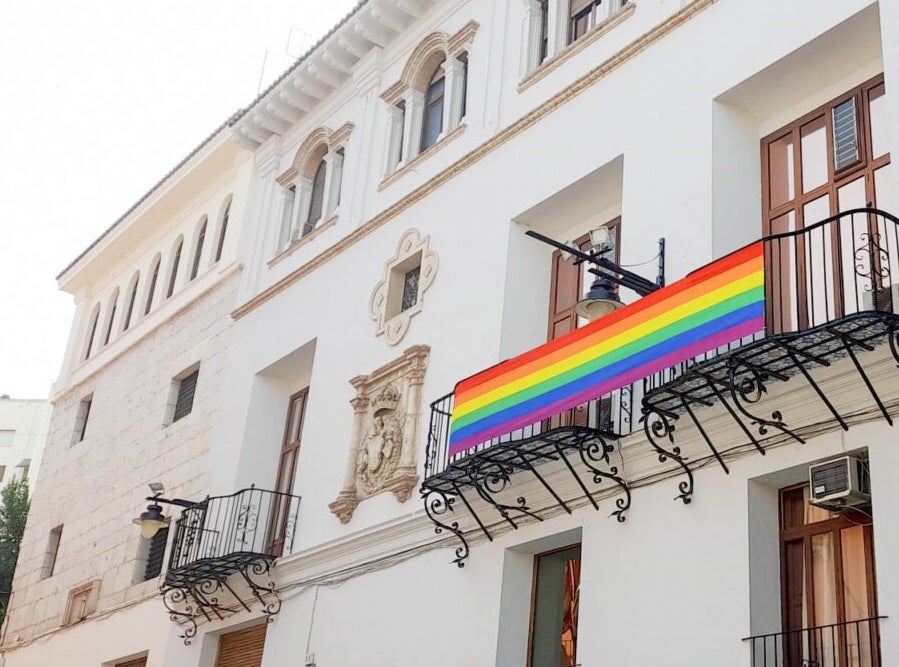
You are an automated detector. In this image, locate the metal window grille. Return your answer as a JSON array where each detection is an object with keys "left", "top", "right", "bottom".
[
  {"left": 144, "top": 526, "right": 169, "bottom": 580},
  {"left": 173, "top": 370, "right": 199, "bottom": 422}
]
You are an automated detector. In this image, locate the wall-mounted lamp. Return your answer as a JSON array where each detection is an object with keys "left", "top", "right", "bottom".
[
  {"left": 526, "top": 229, "right": 665, "bottom": 322},
  {"left": 132, "top": 482, "right": 200, "bottom": 539}
]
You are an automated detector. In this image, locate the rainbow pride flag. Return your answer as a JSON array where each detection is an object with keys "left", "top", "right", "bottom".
[{"left": 448, "top": 241, "right": 765, "bottom": 455}]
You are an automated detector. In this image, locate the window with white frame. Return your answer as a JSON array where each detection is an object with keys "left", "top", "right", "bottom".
[
  {"left": 275, "top": 126, "right": 350, "bottom": 252},
  {"left": 523, "top": 0, "right": 629, "bottom": 74},
  {"left": 381, "top": 24, "right": 476, "bottom": 177},
  {"left": 83, "top": 303, "right": 101, "bottom": 360}
]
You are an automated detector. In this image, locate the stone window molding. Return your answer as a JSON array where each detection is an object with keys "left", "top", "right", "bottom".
[
  {"left": 329, "top": 345, "right": 430, "bottom": 523},
  {"left": 380, "top": 21, "right": 478, "bottom": 177},
  {"left": 275, "top": 122, "right": 353, "bottom": 252},
  {"left": 369, "top": 228, "right": 438, "bottom": 345}
]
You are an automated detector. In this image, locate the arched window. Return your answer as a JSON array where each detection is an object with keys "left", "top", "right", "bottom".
[
  {"left": 83, "top": 304, "right": 101, "bottom": 360},
  {"left": 122, "top": 272, "right": 140, "bottom": 331},
  {"left": 189, "top": 217, "right": 207, "bottom": 281},
  {"left": 144, "top": 255, "right": 161, "bottom": 315},
  {"left": 214, "top": 199, "right": 231, "bottom": 263},
  {"left": 166, "top": 237, "right": 183, "bottom": 299},
  {"left": 102, "top": 288, "right": 119, "bottom": 346},
  {"left": 303, "top": 160, "right": 327, "bottom": 237},
  {"left": 420, "top": 62, "right": 446, "bottom": 152}
]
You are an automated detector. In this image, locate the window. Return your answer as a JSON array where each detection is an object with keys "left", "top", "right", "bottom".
[
  {"left": 83, "top": 304, "right": 100, "bottom": 360},
  {"left": 381, "top": 25, "right": 476, "bottom": 177},
  {"left": 421, "top": 62, "right": 446, "bottom": 152},
  {"left": 122, "top": 273, "right": 140, "bottom": 331},
  {"left": 143, "top": 526, "right": 169, "bottom": 580},
  {"left": 779, "top": 483, "right": 877, "bottom": 664},
  {"left": 72, "top": 395, "right": 92, "bottom": 444},
  {"left": 529, "top": 544, "right": 581, "bottom": 667},
  {"left": 0, "top": 466, "right": 6, "bottom": 483},
  {"left": 189, "top": 218, "right": 207, "bottom": 281},
  {"left": 170, "top": 368, "right": 199, "bottom": 423},
  {"left": 144, "top": 255, "right": 161, "bottom": 315},
  {"left": 115, "top": 657, "right": 147, "bottom": 667},
  {"left": 303, "top": 160, "right": 327, "bottom": 237},
  {"left": 524, "top": 0, "right": 629, "bottom": 73},
  {"left": 761, "top": 75, "right": 889, "bottom": 333},
  {"left": 401, "top": 266, "right": 421, "bottom": 312},
  {"left": 102, "top": 289, "right": 119, "bottom": 347},
  {"left": 215, "top": 624, "right": 267, "bottom": 667},
  {"left": 166, "top": 238, "right": 183, "bottom": 298},
  {"left": 41, "top": 525, "right": 63, "bottom": 579},
  {"left": 276, "top": 130, "right": 350, "bottom": 251},
  {"left": 0, "top": 430, "right": 13, "bottom": 447},
  {"left": 268, "top": 390, "right": 308, "bottom": 556},
  {"left": 214, "top": 200, "right": 231, "bottom": 263}
]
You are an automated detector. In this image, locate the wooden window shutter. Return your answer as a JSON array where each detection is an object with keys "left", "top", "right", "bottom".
[
  {"left": 215, "top": 624, "right": 268, "bottom": 667},
  {"left": 117, "top": 658, "right": 147, "bottom": 667}
]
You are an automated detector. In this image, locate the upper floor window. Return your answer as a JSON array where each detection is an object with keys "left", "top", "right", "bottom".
[
  {"left": 213, "top": 198, "right": 231, "bottom": 263},
  {"left": 166, "top": 237, "right": 183, "bottom": 299},
  {"left": 189, "top": 217, "right": 207, "bottom": 281},
  {"left": 381, "top": 22, "right": 477, "bottom": 177},
  {"left": 144, "top": 254, "right": 161, "bottom": 315},
  {"left": 421, "top": 62, "right": 446, "bottom": 152},
  {"left": 122, "top": 272, "right": 140, "bottom": 331},
  {"left": 101, "top": 288, "right": 119, "bottom": 347},
  {"left": 523, "top": 0, "right": 629, "bottom": 74},
  {"left": 83, "top": 304, "right": 100, "bottom": 360},
  {"left": 275, "top": 124, "right": 352, "bottom": 253}
]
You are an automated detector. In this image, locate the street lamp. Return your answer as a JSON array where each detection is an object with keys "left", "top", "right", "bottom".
[{"left": 132, "top": 482, "right": 199, "bottom": 539}]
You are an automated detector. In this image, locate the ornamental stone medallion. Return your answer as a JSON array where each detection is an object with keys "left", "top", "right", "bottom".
[
  {"left": 329, "top": 345, "right": 430, "bottom": 523},
  {"left": 369, "top": 228, "right": 438, "bottom": 345}
]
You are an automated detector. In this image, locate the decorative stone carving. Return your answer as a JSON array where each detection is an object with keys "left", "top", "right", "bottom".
[
  {"left": 329, "top": 345, "right": 430, "bottom": 523},
  {"left": 369, "top": 229, "right": 438, "bottom": 345}
]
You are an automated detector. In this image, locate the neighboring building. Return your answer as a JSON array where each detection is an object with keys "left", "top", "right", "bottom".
[
  {"left": 0, "top": 396, "right": 51, "bottom": 489},
  {"left": 5, "top": 1, "right": 899, "bottom": 667}
]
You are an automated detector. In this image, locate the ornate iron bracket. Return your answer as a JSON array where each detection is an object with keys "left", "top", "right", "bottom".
[
  {"left": 574, "top": 431, "right": 631, "bottom": 521},
  {"left": 642, "top": 406, "right": 693, "bottom": 504},
  {"left": 161, "top": 555, "right": 283, "bottom": 645},
  {"left": 421, "top": 487, "right": 470, "bottom": 568}
]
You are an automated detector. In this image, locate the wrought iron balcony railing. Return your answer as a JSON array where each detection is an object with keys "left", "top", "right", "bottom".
[
  {"left": 421, "top": 208, "right": 899, "bottom": 566},
  {"left": 162, "top": 486, "right": 301, "bottom": 644},
  {"left": 746, "top": 617, "right": 884, "bottom": 667}
]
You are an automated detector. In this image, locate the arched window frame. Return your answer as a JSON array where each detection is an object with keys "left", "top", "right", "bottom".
[
  {"left": 381, "top": 23, "right": 476, "bottom": 176},
  {"left": 189, "top": 216, "right": 208, "bottom": 281},
  {"left": 144, "top": 254, "right": 162, "bottom": 315},
  {"left": 212, "top": 195, "right": 232, "bottom": 265},
  {"left": 101, "top": 288, "right": 120, "bottom": 347},
  {"left": 83, "top": 303, "right": 101, "bottom": 360},
  {"left": 166, "top": 236, "right": 184, "bottom": 299},
  {"left": 122, "top": 272, "right": 140, "bottom": 332},
  {"left": 275, "top": 124, "right": 352, "bottom": 252}
]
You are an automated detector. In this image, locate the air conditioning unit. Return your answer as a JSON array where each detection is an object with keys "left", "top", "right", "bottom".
[
  {"left": 861, "top": 283, "right": 899, "bottom": 313},
  {"left": 808, "top": 456, "right": 871, "bottom": 511}
]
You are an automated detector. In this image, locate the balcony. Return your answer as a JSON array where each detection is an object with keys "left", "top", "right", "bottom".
[
  {"left": 161, "top": 487, "right": 301, "bottom": 644},
  {"left": 746, "top": 617, "right": 885, "bottom": 667},
  {"left": 421, "top": 208, "right": 899, "bottom": 566}
]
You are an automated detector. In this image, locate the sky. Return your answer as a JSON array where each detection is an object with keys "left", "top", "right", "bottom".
[{"left": 0, "top": 0, "right": 358, "bottom": 399}]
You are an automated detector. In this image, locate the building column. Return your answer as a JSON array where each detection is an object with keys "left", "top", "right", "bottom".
[
  {"left": 291, "top": 178, "right": 313, "bottom": 241},
  {"left": 442, "top": 57, "right": 466, "bottom": 132},
  {"left": 522, "top": 0, "right": 544, "bottom": 74},
  {"left": 546, "top": 0, "right": 568, "bottom": 59},
  {"left": 383, "top": 104, "right": 404, "bottom": 177},
  {"left": 323, "top": 150, "right": 344, "bottom": 219},
  {"left": 401, "top": 89, "right": 425, "bottom": 163}
]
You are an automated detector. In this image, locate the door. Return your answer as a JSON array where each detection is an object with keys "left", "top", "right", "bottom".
[
  {"left": 266, "top": 389, "right": 308, "bottom": 556},
  {"left": 780, "top": 485, "right": 878, "bottom": 667},
  {"left": 762, "top": 76, "right": 890, "bottom": 333},
  {"left": 545, "top": 219, "right": 620, "bottom": 431}
]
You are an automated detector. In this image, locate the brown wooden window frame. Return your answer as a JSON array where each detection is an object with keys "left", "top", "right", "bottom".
[{"left": 267, "top": 388, "right": 309, "bottom": 556}]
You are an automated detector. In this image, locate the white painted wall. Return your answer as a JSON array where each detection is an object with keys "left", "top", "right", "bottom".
[{"left": 0, "top": 398, "right": 50, "bottom": 489}]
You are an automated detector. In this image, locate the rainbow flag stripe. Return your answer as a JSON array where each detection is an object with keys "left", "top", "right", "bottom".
[{"left": 448, "top": 241, "right": 765, "bottom": 455}]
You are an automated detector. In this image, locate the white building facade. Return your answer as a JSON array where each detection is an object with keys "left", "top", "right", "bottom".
[
  {"left": 6, "top": 1, "right": 899, "bottom": 666},
  {"left": 0, "top": 397, "right": 51, "bottom": 489}
]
